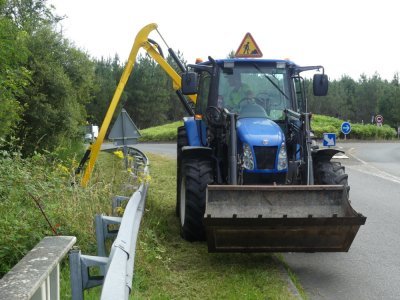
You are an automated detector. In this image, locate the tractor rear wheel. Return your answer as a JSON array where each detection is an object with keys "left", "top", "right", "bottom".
[
  {"left": 180, "top": 157, "right": 213, "bottom": 241},
  {"left": 314, "top": 160, "right": 349, "bottom": 188},
  {"left": 176, "top": 126, "right": 188, "bottom": 217}
]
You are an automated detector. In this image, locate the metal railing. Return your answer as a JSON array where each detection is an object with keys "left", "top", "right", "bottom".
[
  {"left": 0, "top": 236, "right": 76, "bottom": 300},
  {"left": 69, "top": 146, "right": 149, "bottom": 300}
]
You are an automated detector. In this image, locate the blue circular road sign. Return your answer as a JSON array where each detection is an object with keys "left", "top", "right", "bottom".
[{"left": 341, "top": 122, "right": 352, "bottom": 135}]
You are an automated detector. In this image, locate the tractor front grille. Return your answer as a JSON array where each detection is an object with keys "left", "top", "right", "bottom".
[{"left": 253, "top": 146, "right": 277, "bottom": 170}]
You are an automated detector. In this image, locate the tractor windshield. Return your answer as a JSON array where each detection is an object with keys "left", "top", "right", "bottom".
[{"left": 218, "top": 64, "right": 290, "bottom": 121}]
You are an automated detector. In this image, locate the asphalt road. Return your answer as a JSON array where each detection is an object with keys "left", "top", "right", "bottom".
[
  {"left": 284, "top": 141, "right": 400, "bottom": 299},
  {"left": 102, "top": 142, "right": 176, "bottom": 158},
  {"left": 104, "top": 141, "right": 400, "bottom": 299}
]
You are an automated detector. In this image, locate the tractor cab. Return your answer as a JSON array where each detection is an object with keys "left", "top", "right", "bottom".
[
  {"left": 184, "top": 59, "right": 328, "bottom": 185},
  {"left": 217, "top": 60, "right": 291, "bottom": 121}
]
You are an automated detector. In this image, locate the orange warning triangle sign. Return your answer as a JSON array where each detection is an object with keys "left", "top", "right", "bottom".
[{"left": 235, "top": 33, "right": 263, "bottom": 58}]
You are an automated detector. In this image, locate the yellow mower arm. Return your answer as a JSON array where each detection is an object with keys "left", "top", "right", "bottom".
[{"left": 80, "top": 23, "right": 195, "bottom": 187}]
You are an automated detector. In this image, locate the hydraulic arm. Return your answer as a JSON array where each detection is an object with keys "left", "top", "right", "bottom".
[{"left": 78, "top": 23, "right": 195, "bottom": 187}]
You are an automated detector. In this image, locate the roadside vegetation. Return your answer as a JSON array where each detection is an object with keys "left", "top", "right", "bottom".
[
  {"left": 312, "top": 115, "right": 396, "bottom": 139},
  {"left": 139, "top": 121, "right": 183, "bottom": 142},
  {"left": 140, "top": 114, "right": 397, "bottom": 143},
  {"left": 0, "top": 143, "right": 130, "bottom": 277},
  {"left": 0, "top": 140, "right": 303, "bottom": 298}
]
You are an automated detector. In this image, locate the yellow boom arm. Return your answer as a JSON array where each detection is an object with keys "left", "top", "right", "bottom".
[{"left": 80, "top": 23, "right": 195, "bottom": 187}]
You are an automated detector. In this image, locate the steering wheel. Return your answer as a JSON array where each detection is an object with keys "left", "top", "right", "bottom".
[
  {"left": 255, "top": 92, "right": 271, "bottom": 111},
  {"left": 238, "top": 97, "right": 257, "bottom": 109}
]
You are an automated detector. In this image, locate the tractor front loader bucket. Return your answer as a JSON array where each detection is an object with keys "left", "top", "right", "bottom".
[{"left": 204, "top": 185, "right": 366, "bottom": 253}]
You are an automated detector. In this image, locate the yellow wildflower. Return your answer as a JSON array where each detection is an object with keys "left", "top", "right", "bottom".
[
  {"left": 57, "top": 164, "right": 70, "bottom": 174},
  {"left": 115, "top": 206, "right": 125, "bottom": 216},
  {"left": 113, "top": 150, "right": 124, "bottom": 159}
]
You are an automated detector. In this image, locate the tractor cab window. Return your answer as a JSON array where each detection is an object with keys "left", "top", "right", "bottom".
[
  {"left": 218, "top": 64, "right": 290, "bottom": 121},
  {"left": 195, "top": 72, "right": 211, "bottom": 115},
  {"left": 293, "top": 76, "right": 306, "bottom": 112}
]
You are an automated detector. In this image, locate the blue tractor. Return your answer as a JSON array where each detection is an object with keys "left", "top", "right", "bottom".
[
  {"left": 177, "top": 58, "right": 366, "bottom": 252},
  {"left": 74, "top": 23, "right": 365, "bottom": 253}
]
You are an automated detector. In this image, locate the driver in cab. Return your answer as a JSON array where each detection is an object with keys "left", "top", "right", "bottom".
[
  {"left": 224, "top": 73, "right": 253, "bottom": 110},
  {"left": 221, "top": 73, "right": 268, "bottom": 119}
]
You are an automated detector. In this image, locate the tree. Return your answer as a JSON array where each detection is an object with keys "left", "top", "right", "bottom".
[
  {"left": 0, "top": 3, "right": 30, "bottom": 139},
  {"left": 378, "top": 74, "right": 400, "bottom": 127},
  {"left": 123, "top": 54, "right": 169, "bottom": 128},
  {"left": 87, "top": 56, "right": 123, "bottom": 126},
  {"left": 18, "top": 26, "right": 94, "bottom": 154},
  {"left": 2, "top": 0, "right": 61, "bottom": 33}
]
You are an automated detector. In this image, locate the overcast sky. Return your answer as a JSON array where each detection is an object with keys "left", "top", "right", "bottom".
[{"left": 49, "top": 0, "right": 399, "bottom": 80}]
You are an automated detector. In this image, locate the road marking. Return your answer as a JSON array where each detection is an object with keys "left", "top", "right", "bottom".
[
  {"left": 333, "top": 153, "right": 349, "bottom": 159},
  {"left": 347, "top": 151, "right": 400, "bottom": 184}
]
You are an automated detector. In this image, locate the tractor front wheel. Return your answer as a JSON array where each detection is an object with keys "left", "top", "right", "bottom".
[
  {"left": 314, "top": 160, "right": 349, "bottom": 188},
  {"left": 179, "top": 157, "right": 213, "bottom": 241}
]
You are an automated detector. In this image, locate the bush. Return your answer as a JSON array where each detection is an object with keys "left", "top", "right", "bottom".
[
  {"left": 311, "top": 115, "right": 396, "bottom": 140},
  {"left": 0, "top": 149, "right": 129, "bottom": 277}
]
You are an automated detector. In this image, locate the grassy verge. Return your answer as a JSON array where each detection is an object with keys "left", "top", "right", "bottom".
[
  {"left": 139, "top": 121, "right": 183, "bottom": 142},
  {"left": 131, "top": 154, "right": 297, "bottom": 299},
  {"left": 1, "top": 148, "right": 301, "bottom": 298},
  {"left": 0, "top": 147, "right": 131, "bottom": 295}
]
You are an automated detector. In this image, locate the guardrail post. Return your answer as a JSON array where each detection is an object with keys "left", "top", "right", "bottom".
[
  {"left": 95, "top": 215, "right": 122, "bottom": 257},
  {"left": 69, "top": 249, "right": 109, "bottom": 300},
  {"left": 112, "top": 196, "right": 130, "bottom": 213},
  {"left": 69, "top": 249, "right": 84, "bottom": 300},
  {"left": 80, "top": 255, "right": 108, "bottom": 289}
]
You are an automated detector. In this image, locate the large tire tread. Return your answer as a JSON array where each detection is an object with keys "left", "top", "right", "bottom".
[
  {"left": 180, "top": 158, "right": 213, "bottom": 242},
  {"left": 314, "top": 161, "right": 349, "bottom": 191}
]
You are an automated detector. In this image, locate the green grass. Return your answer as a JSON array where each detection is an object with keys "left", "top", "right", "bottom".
[{"left": 140, "top": 121, "right": 183, "bottom": 142}]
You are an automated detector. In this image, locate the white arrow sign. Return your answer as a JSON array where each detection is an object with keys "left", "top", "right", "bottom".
[{"left": 323, "top": 134, "right": 335, "bottom": 146}]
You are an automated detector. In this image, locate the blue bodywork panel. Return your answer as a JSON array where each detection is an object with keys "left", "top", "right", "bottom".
[
  {"left": 237, "top": 118, "right": 286, "bottom": 173},
  {"left": 184, "top": 116, "right": 287, "bottom": 173},
  {"left": 183, "top": 117, "right": 207, "bottom": 146}
]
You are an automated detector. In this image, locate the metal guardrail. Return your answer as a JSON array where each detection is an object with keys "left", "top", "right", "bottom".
[
  {"left": 101, "top": 180, "right": 148, "bottom": 299},
  {"left": 69, "top": 146, "right": 149, "bottom": 300},
  {"left": 0, "top": 236, "right": 76, "bottom": 300}
]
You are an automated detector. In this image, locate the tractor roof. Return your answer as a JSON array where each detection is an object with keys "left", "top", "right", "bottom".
[{"left": 215, "top": 58, "right": 297, "bottom": 66}]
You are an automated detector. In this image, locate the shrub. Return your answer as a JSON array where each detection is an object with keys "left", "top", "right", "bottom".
[
  {"left": 0, "top": 150, "right": 129, "bottom": 277},
  {"left": 311, "top": 115, "right": 396, "bottom": 140}
]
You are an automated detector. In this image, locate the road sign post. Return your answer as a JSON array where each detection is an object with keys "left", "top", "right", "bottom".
[
  {"left": 341, "top": 122, "right": 351, "bottom": 140},
  {"left": 323, "top": 133, "right": 336, "bottom": 147}
]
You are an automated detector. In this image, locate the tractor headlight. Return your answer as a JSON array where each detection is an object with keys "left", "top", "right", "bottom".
[
  {"left": 243, "top": 143, "right": 254, "bottom": 170},
  {"left": 277, "top": 143, "right": 288, "bottom": 170}
]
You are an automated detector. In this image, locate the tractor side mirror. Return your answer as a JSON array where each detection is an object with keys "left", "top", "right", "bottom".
[
  {"left": 313, "top": 74, "right": 329, "bottom": 96},
  {"left": 181, "top": 72, "right": 198, "bottom": 95}
]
